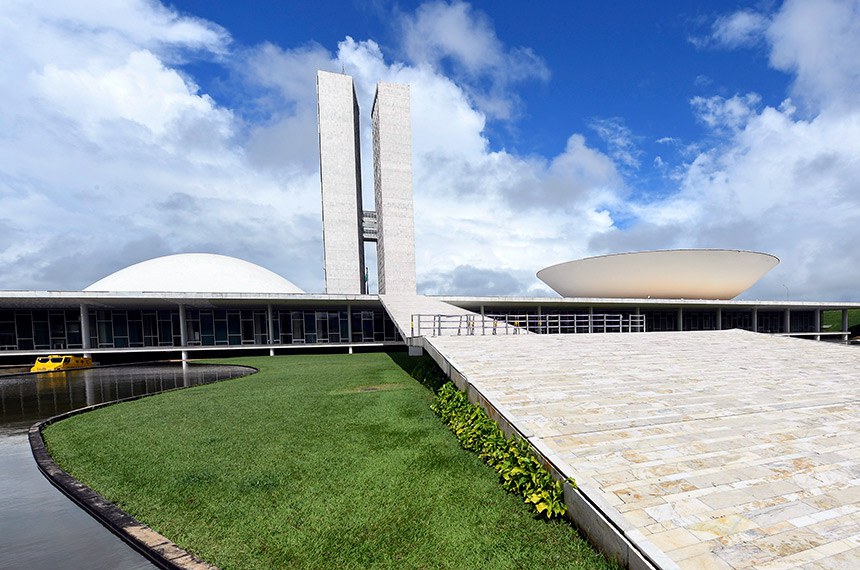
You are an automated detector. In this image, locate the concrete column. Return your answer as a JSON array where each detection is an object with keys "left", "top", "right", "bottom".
[
  {"left": 178, "top": 305, "right": 187, "bottom": 361},
  {"left": 80, "top": 303, "right": 91, "bottom": 358},
  {"left": 677, "top": 307, "right": 683, "bottom": 332},
  {"left": 784, "top": 308, "right": 791, "bottom": 334},
  {"left": 815, "top": 309, "right": 821, "bottom": 341},
  {"left": 752, "top": 307, "right": 758, "bottom": 332},
  {"left": 178, "top": 304, "right": 187, "bottom": 346},
  {"left": 588, "top": 306, "right": 593, "bottom": 334},
  {"left": 716, "top": 307, "right": 722, "bottom": 331},
  {"left": 843, "top": 309, "right": 849, "bottom": 333},
  {"left": 347, "top": 304, "right": 354, "bottom": 354},
  {"left": 267, "top": 304, "right": 275, "bottom": 346},
  {"left": 537, "top": 305, "right": 542, "bottom": 334}
]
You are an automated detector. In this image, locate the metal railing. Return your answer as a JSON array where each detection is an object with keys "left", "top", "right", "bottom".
[
  {"left": 410, "top": 313, "right": 646, "bottom": 337},
  {"left": 410, "top": 314, "right": 520, "bottom": 337},
  {"left": 489, "top": 313, "right": 646, "bottom": 334}
]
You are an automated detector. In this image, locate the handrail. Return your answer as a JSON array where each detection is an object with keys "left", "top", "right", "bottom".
[{"left": 410, "top": 313, "right": 646, "bottom": 337}]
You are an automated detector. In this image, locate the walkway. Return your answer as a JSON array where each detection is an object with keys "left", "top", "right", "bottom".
[
  {"left": 423, "top": 329, "right": 860, "bottom": 570},
  {"left": 379, "top": 294, "right": 477, "bottom": 340}
]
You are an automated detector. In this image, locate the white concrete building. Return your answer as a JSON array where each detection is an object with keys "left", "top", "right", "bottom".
[
  {"left": 537, "top": 249, "right": 780, "bottom": 300},
  {"left": 317, "top": 73, "right": 417, "bottom": 296},
  {"left": 372, "top": 82, "right": 417, "bottom": 295},
  {"left": 317, "top": 70, "right": 366, "bottom": 294}
]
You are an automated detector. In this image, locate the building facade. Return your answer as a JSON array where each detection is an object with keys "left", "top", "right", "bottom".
[
  {"left": 318, "top": 73, "right": 417, "bottom": 295},
  {"left": 317, "top": 71, "right": 367, "bottom": 294},
  {"left": 372, "top": 82, "right": 417, "bottom": 295}
]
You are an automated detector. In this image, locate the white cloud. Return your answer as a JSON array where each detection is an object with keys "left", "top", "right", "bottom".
[
  {"left": 767, "top": 0, "right": 860, "bottom": 112},
  {"left": 600, "top": 0, "right": 860, "bottom": 301},
  {"left": 0, "top": 0, "right": 623, "bottom": 297},
  {"left": 31, "top": 50, "right": 232, "bottom": 146},
  {"left": 0, "top": 1, "right": 323, "bottom": 291},
  {"left": 711, "top": 10, "right": 770, "bottom": 48},
  {"left": 11, "top": 0, "right": 858, "bottom": 303},
  {"left": 691, "top": 93, "right": 762, "bottom": 131},
  {"left": 590, "top": 118, "right": 642, "bottom": 170},
  {"left": 398, "top": 0, "right": 549, "bottom": 120}
]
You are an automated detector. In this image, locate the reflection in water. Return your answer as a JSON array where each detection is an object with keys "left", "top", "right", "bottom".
[
  {"left": 0, "top": 364, "right": 248, "bottom": 431},
  {"left": 0, "top": 363, "right": 253, "bottom": 570}
]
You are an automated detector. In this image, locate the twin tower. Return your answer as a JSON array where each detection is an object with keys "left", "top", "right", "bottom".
[{"left": 316, "top": 71, "right": 416, "bottom": 295}]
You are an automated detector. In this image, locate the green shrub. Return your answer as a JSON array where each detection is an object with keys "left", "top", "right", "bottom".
[
  {"left": 431, "top": 382, "right": 570, "bottom": 519},
  {"left": 409, "top": 357, "right": 449, "bottom": 394}
]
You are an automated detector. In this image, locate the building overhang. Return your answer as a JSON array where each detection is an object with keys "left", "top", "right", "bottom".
[
  {"left": 0, "top": 291, "right": 382, "bottom": 310},
  {"left": 435, "top": 295, "right": 860, "bottom": 311}
]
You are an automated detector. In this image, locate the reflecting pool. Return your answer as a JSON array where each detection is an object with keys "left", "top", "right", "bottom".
[{"left": 0, "top": 363, "right": 253, "bottom": 570}]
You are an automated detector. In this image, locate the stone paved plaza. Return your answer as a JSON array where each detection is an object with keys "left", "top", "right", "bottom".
[{"left": 426, "top": 330, "right": 860, "bottom": 570}]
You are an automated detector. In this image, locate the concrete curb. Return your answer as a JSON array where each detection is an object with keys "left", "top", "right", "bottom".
[{"left": 29, "top": 364, "right": 258, "bottom": 570}]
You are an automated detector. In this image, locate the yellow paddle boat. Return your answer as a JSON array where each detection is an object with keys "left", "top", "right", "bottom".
[{"left": 31, "top": 355, "right": 93, "bottom": 373}]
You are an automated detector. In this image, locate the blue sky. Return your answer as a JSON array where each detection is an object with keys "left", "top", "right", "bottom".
[
  {"left": 172, "top": 1, "right": 789, "bottom": 188},
  {"left": 1, "top": 0, "right": 859, "bottom": 300}
]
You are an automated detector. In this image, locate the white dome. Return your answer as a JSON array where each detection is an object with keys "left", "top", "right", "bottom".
[
  {"left": 84, "top": 253, "right": 305, "bottom": 294},
  {"left": 537, "top": 249, "right": 779, "bottom": 300}
]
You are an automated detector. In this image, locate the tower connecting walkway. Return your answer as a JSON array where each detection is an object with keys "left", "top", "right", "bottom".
[{"left": 393, "top": 308, "right": 860, "bottom": 570}]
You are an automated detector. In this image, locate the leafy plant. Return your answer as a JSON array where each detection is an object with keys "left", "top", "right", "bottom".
[
  {"left": 409, "top": 357, "right": 449, "bottom": 394},
  {"left": 431, "top": 382, "right": 573, "bottom": 520}
]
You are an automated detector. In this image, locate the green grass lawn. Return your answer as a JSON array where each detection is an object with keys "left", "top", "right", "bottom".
[
  {"left": 44, "top": 353, "right": 617, "bottom": 570},
  {"left": 822, "top": 309, "right": 860, "bottom": 332}
]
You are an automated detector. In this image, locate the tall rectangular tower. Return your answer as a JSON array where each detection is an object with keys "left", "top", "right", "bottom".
[
  {"left": 372, "top": 82, "right": 417, "bottom": 295},
  {"left": 317, "top": 70, "right": 366, "bottom": 294}
]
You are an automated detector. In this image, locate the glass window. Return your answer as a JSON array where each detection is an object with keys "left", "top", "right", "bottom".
[
  {"left": 113, "top": 313, "right": 128, "bottom": 337},
  {"left": 291, "top": 312, "right": 303, "bottom": 343},
  {"left": 241, "top": 318, "right": 254, "bottom": 342},
  {"left": 49, "top": 313, "right": 66, "bottom": 338},
  {"left": 0, "top": 322, "right": 15, "bottom": 347},
  {"left": 227, "top": 313, "right": 241, "bottom": 335},
  {"left": 201, "top": 312, "right": 214, "bottom": 336},
  {"left": 158, "top": 320, "right": 172, "bottom": 345},
  {"left": 328, "top": 313, "right": 340, "bottom": 342},
  {"left": 67, "top": 321, "right": 83, "bottom": 347},
  {"left": 254, "top": 313, "right": 268, "bottom": 344},
  {"left": 15, "top": 313, "right": 32, "bottom": 340},
  {"left": 316, "top": 312, "right": 329, "bottom": 342},
  {"left": 215, "top": 320, "right": 228, "bottom": 344},
  {"left": 34, "top": 320, "right": 50, "bottom": 347},
  {"left": 128, "top": 320, "right": 143, "bottom": 346},
  {"left": 304, "top": 313, "right": 316, "bottom": 340},
  {"left": 98, "top": 321, "right": 113, "bottom": 345}
]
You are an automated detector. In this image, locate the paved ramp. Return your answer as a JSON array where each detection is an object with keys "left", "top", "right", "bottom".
[
  {"left": 380, "top": 295, "right": 522, "bottom": 343},
  {"left": 424, "top": 330, "right": 860, "bottom": 570},
  {"left": 379, "top": 295, "right": 477, "bottom": 340}
]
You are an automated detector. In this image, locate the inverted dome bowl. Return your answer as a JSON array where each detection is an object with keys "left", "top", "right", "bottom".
[{"left": 537, "top": 249, "right": 779, "bottom": 300}]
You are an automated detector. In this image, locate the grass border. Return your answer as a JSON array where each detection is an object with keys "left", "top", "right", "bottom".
[{"left": 29, "top": 364, "right": 257, "bottom": 570}]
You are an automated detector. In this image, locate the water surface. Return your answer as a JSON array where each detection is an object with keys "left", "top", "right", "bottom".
[{"left": 0, "top": 363, "right": 252, "bottom": 570}]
